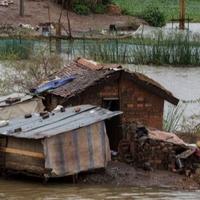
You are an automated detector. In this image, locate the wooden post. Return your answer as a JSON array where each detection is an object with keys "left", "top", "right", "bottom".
[
  {"left": 19, "top": 0, "right": 24, "bottom": 17},
  {"left": 179, "top": 0, "right": 186, "bottom": 30}
]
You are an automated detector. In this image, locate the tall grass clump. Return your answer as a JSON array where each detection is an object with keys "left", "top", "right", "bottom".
[
  {"left": 83, "top": 39, "right": 133, "bottom": 63},
  {"left": 141, "top": 6, "right": 166, "bottom": 27},
  {"left": 84, "top": 31, "right": 200, "bottom": 66},
  {"left": 132, "top": 31, "right": 200, "bottom": 65},
  {"left": 163, "top": 102, "right": 187, "bottom": 132}
]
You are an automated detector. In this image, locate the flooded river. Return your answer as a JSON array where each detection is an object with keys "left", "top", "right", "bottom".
[{"left": 0, "top": 178, "right": 199, "bottom": 200}]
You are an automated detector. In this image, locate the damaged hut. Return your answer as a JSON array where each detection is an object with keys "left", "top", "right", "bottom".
[
  {"left": 0, "top": 105, "right": 121, "bottom": 178},
  {"left": 33, "top": 58, "right": 179, "bottom": 150}
]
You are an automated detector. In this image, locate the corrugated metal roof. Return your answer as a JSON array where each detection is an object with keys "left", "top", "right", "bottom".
[
  {"left": 0, "top": 105, "right": 122, "bottom": 139},
  {"left": 39, "top": 58, "right": 179, "bottom": 105},
  {"left": 0, "top": 93, "right": 34, "bottom": 107}
]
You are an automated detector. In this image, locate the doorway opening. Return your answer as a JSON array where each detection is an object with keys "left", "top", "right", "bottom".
[{"left": 102, "top": 98, "right": 122, "bottom": 151}]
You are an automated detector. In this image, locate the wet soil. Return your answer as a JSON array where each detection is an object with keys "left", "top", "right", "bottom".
[
  {"left": 79, "top": 161, "right": 200, "bottom": 190},
  {"left": 0, "top": 0, "right": 143, "bottom": 32}
]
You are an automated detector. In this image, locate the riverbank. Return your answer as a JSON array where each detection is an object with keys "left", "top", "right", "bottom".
[
  {"left": 0, "top": 0, "right": 143, "bottom": 33},
  {"left": 79, "top": 161, "right": 200, "bottom": 190}
]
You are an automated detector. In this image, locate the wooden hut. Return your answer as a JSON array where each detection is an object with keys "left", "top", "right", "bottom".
[{"left": 0, "top": 105, "right": 121, "bottom": 178}]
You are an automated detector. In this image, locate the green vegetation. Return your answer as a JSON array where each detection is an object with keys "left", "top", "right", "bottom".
[
  {"left": 0, "top": 39, "right": 34, "bottom": 59},
  {"left": 113, "top": 0, "right": 200, "bottom": 22},
  {"left": 72, "top": 3, "right": 91, "bottom": 15},
  {"left": 93, "top": 4, "right": 107, "bottom": 14},
  {"left": 72, "top": 0, "right": 110, "bottom": 15},
  {"left": 84, "top": 32, "right": 200, "bottom": 66},
  {"left": 141, "top": 6, "right": 166, "bottom": 27},
  {"left": 163, "top": 102, "right": 186, "bottom": 132},
  {"left": 1, "top": 31, "right": 200, "bottom": 66}
]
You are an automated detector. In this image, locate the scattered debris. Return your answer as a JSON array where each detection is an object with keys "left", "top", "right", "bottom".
[
  {"left": 0, "top": 0, "right": 13, "bottom": 7},
  {"left": 18, "top": 23, "right": 35, "bottom": 30},
  {"left": 118, "top": 125, "right": 200, "bottom": 178}
]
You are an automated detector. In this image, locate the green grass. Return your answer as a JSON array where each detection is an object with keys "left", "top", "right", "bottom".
[{"left": 113, "top": 0, "right": 200, "bottom": 22}]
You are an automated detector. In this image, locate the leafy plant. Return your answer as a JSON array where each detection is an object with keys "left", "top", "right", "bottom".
[
  {"left": 141, "top": 6, "right": 166, "bottom": 27},
  {"left": 72, "top": 3, "right": 91, "bottom": 15},
  {"left": 93, "top": 4, "right": 106, "bottom": 14},
  {"left": 102, "top": 0, "right": 112, "bottom": 5}
]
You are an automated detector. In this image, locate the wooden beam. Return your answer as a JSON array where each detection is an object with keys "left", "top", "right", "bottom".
[
  {"left": 179, "top": 0, "right": 186, "bottom": 30},
  {"left": 0, "top": 147, "right": 44, "bottom": 159}
]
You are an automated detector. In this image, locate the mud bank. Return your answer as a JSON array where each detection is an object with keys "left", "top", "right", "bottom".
[{"left": 79, "top": 161, "right": 200, "bottom": 190}]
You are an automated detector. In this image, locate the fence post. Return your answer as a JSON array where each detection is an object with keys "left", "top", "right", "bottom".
[{"left": 19, "top": 0, "right": 24, "bottom": 17}]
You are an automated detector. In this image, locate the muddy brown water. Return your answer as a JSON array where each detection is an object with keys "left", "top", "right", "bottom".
[{"left": 0, "top": 178, "right": 199, "bottom": 200}]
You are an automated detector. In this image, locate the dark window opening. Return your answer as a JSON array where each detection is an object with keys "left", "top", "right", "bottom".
[{"left": 102, "top": 99, "right": 122, "bottom": 151}]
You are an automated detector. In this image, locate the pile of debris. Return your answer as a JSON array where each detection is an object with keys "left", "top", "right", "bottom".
[{"left": 119, "top": 125, "right": 200, "bottom": 177}]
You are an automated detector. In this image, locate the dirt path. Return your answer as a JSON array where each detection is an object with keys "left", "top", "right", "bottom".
[
  {"left": 0, "top": 0, "right": 143, "bottom": 32},
  {"left": 79, "top": 161, "right": 200, "bottom": 190}
]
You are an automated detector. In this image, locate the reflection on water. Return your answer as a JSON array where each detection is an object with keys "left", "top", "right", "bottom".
[
  {"left": 165, "top": 23, "right": 200, "bottom": 34},
  {"left": 0, "top": 178, "right": 199, "bottom": 200}
]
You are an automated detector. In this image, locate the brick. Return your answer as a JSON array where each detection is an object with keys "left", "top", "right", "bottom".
[
  {"left": 137, "top": 103, "right": 144, "bottom": 108},
  {"left": 127, "top": 104, "right": 134, "bottom": 108}
]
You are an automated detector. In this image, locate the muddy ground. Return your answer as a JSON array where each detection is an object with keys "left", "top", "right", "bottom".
[
  {"left": 79, "top": 161, "right": 200, "bottom": 190},
  {"left": 0, "top": 0, "right": 143, "bottom": 32}
]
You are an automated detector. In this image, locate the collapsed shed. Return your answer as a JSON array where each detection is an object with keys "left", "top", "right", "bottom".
[
  {"left": 0, "top": 105, "right": 121, "bottom": 178},
  {"left": 0, "top": 93, "right": 44, "bottom": 120},
  {"left": 34, "top": 58, "right": 179, "bottom": 150}
]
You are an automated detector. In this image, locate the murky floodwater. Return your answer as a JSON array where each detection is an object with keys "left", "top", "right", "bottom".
[
  {"left": 0, "top": 178, "right": 199, "bottom": 200},
  {"left": 165, "top": 23, "right": 200, "bottom": 34},
  {"left": 125, "top": 65, "right": 200, "bottom": 129}
]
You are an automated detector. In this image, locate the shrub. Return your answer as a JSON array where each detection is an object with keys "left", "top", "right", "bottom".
[
  {"left": 121, "top": 8, "right": 131, "bottom": 15},
  {"left": 72, "top": 3, "right": 91, "bottom": 15},
  {"left": 142, "top": 6, "right": 166, "bottom": 27},
  {"left": 102, "top": 0, "right": 112, "bottom": 5},
  {"left": 93, "top": 4, "right": 106, "bottom": 14}
]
